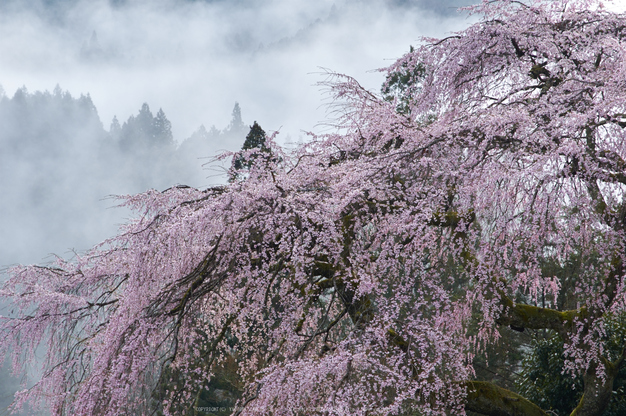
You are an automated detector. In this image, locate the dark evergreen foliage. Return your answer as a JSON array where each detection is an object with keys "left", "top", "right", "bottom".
[
  {"left": 232, "top": 121, "right": 267, "bottom": 171},
  {"left": 381, "top": 46, "right": 425, "bottom": 116},
  {"left": 516, "top": 327, "right": 626, "bottom": 416},
  {"left": 241, "top": 121, "right": 266, "bottom": 151}
]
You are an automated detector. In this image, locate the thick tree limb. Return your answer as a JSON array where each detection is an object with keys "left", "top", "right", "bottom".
[
  {"left": 465, "top": 381, "right": 549, "bottom": 416},
  {"left": 496, "top": 294, "right": 585, "bottom": 336},
  {"left": 495, "top": 295, "right": 624, "bottom": 416},
  {"left": 570, "top": 357, "right": 619, "bottom": 416}
]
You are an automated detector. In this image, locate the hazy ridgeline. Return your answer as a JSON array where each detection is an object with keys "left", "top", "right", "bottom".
[{"left": 0, "top": 86, "right": 247, "bottom": 269}]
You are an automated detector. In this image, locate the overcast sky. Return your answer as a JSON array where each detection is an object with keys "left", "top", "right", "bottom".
[{"left": 0, "top": 0, "right": 476, "bottom": 143}]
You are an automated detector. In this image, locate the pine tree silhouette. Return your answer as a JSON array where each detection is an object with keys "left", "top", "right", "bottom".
[{"left": 233, "top": 121, "right": 267, "bottom": 171}]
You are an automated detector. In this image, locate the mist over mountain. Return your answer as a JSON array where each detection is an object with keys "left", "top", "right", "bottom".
[
  {"left": 0, "top": 0, "right": 474, "bottom": 144},
  {"left": 0, "top": 87, "right": 106, "bottom": 264},
  {"left": 0, "top": 0, "right": 472, "bottom": 18},
  {"left": 0, "top": 86, "right": 248, "bottom": 270}
]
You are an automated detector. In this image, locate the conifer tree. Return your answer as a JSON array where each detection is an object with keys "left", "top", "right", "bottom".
[
  {"left": 228, "top": 102, "right": 245, "bottom": 133},
  {"left": 154, "top": 108, "right": 173, "bottom": 146},
  {"left": 241, "top": 121, "right": 266, "bottom": 151},
  {"left": 222, "top": 102, "right": 247, "bottom": 143},
  {"left": 232, "top": 121, "right": 267, "bottom": 171},
  {"left": 109, "top": 116, "right": 121, "bottom": 141}
]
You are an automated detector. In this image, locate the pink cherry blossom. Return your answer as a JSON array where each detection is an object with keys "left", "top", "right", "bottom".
[{"left": 2, "top": 1, "right": 626, "bottom": 415}]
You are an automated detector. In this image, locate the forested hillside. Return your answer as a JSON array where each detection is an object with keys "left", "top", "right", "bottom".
[{"left": 0, "top": 85, "right": 246, "bottom": 266}]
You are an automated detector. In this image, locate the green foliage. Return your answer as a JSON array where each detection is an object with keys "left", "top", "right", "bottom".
[
  {"left": 516, "top": 333, "right": 584, "bottom": 415},
  {"left": 241, "top": 121, "right": 267, "bottom": 151},
  {"left": 233, "top": 121, "right": 267, "bottom": 171},
  {"left": 516, "top": 320, "right": 626, "bottom": 416},
  {"left": 381, "top": 47, "right": 425, "bottom": 115}
]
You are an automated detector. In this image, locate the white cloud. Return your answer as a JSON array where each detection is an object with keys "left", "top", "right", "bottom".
[{"left": 0, "top": 0, "right": 474, "bottom": 142}]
